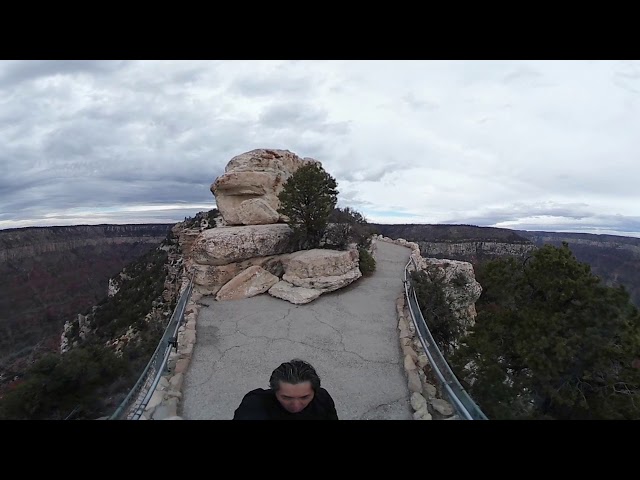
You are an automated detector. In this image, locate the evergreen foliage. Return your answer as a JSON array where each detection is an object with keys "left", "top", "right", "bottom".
[
  {"left": 411, "top": 267, "right": 464, "bottom": 356},
  {"left": 327, "top": 206, "right": 378, "bottom": 250},
  {"left": 357, "top": 247, "right": 376, "bottom": 276},
  {"left": 450, "top": 242, "right": 640, "bottom": 419},
  {"left": 277, "top": 163, "right": 338, "bottom": 250}
]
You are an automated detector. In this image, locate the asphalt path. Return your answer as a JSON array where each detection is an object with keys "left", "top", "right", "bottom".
[{"left": 181, "top": 240, "right": 413, "bottom": 420}]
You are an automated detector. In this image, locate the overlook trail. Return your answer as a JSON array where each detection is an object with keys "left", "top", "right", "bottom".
[{"left": 181, "top": 241, "right": 413, "bottom": 420}]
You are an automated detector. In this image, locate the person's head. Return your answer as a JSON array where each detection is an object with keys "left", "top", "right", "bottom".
[{"left": 269, "top": 359, "right": 321, "bottom": 414}]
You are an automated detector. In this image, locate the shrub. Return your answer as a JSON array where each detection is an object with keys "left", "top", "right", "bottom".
[{"left": 358, "top": 247, "right": 376, "bottom": 276}]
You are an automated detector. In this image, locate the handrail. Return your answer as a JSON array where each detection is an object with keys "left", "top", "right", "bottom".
[
  {"left": 109, "top": 272, "right": 194, "bottom": 420},
  {"left": 404, "top": 258, "right": 487, "bottom": 420}
]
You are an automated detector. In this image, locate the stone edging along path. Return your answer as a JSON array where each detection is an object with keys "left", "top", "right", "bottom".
[
  {"left": 136, "top": 278, "right": 202, "bottom": 420},
  {"left": 373, "top": 235, "right": 458, "bottom": 421}
]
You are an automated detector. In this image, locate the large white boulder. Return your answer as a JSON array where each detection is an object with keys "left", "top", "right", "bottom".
[
  {"left": 268, "top": 281, "right": 322, "bottom": 305},
  {"left": 211, "top": 149, "right": 320, "bottom": 225},
  {"left": 216, "top": 266, "right": 280, "bottom": 301},
  {"left": 191, "top": 224, "right": 295, "bottom": 266},
  {"left": 282, "top": 248, "right": 361, "bottom": 292}
]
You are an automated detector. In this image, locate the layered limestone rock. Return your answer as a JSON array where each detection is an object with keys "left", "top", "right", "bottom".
[
  {"left": 268, "top": 281, "right": 322, "bottom": 304},
  {"left": 237, "top": 198, "right": 280, "bottom": 225},
  {"left": 175, "top": 227, "right": 202, "bottom": 258},
  {"left": 191, "top": 224, "right": 294, "bottom": 266},
  {"left": 281, "top": 248, "right": 361, "bottom": 293},
  {"left": 192, "top": 253, "right": 300, "bottom": 295},
  {"left": 412, "top": 256, "right": 482, "bottom": 326},
  {"left": 215, "top": 266, "right": 279, "bottom": 301},
  {"left": 211, "top": 149, "right": 319, "bottom": 225},
  {"left": 264, "top": 248, "right": 362, "bottom": 304},
  {"left": 418, "top": 241, "right": 535, "bottom": 260},
  {"left": 191, "top": 252, "right": 298, "bottom": 295},
  {"left": 196, "top": 246, "right": 363, "bottom": 303}
]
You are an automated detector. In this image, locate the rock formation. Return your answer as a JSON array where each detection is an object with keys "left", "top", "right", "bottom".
[
  {"left": 215, "top": 266, "right": 279, "bottom": 301},
  {"left": 211, "top": 149, "right": 319, "bottom": 226},
  {"left": 191, "top": 224, "right": 293, "bottom": 266},
  {"left": 411, "top": 256, "right": 483, "bottom": 327},
  {"left": 418, "top": 240, "right": 536, "bottom": 261},
  {"left": 190, "top": 148, "right": 362, "bottom": 304},
  {"left": 0, "top": 224, "right": 172, "bottom": 263},
  {"left": 281, "top": 249, "right": 361, "bottom": 293}
]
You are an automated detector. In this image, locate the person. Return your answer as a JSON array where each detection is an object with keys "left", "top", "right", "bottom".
[{"left": 233, "top": 359, "right": 339, "bottom": 420}]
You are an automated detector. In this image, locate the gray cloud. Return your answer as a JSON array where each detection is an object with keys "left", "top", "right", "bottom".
[
  {"left": 513, "top": 214, "right": 640, "bottom": 237},
  {"left": 259, "top": 102, "right": 344, "bottom": 133},
  {"left": 232, "top": 74, "right": 313, "bottom": 97},
  {"left": 443, "top": 202, "right": 595, "bottom": 225},
  {"left": 340, "top": 161, "right": 402, "bottom": 183},
  {"left": 442, "top": 202, "right": 640, "bottom": 238},
  {"left": 1, "top": 60, "right": 639, "bottom": 237},
  {"left": 613, "top": 61, "right": 640, "bottom": 95},
  {"left": 502, "top": 66, "right": 543, "bottom": 84},
  {"left": 0, "top": 60, "right": 126, "bottom": 88},
  {"left": 402, "top": 93, "right": 439, "bottom": 111}
]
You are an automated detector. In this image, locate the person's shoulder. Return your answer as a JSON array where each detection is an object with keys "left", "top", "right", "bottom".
[
  {"left": 233, "top": 388, "right": 273, "bottom": 420},
  {"left": 313, "top": 387, "right": 338, "bottom": 419},
  {"left": 244, "top": 388, "right": 269, "bottom": 398},
  {"left": 316, "top": 387, "right": 334, "bottom": 398},
  {"left": 240, "top": 388, "right": 272, "bottom": 405},
  {"left": 314, "top": 387, "right": 336, "bottom": 405}
]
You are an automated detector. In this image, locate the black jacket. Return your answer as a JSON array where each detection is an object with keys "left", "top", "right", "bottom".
[{"left": 233, "top": 387, "right": 339, "bottom": 420}]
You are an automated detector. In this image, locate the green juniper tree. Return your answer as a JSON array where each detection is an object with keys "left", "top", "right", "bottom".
[
  {"left": 411, "top": 266, "right": 465, "bottom": 356},
  {"left": 277, "top": 163, "right": 338, "bottom": 250},
  {"left": 450, "top": 242, "right": 640, "bottom": 419}
]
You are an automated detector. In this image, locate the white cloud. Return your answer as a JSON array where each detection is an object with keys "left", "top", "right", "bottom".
[{"left": 0, "top": 60, "right": 639, "bottom": 237}]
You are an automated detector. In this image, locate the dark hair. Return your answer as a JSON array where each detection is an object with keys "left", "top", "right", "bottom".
[{"left": 269, "top": 359, "right": 321, "bottom": 392}]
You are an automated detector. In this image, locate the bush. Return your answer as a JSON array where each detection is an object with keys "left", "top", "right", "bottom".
[
  {"left": 451, "top": 272, "right": 467, "bottom": 287},
  {"left": 411, "top": 268, "right": 464, "bottom": 356},
  {"left": 324, "top": 207, "right": 377, "bottom": 250},
  {"left": 0, "top": 345, "right": 128, "bottom": 420},
  {"left": 206, "top": 208, "right": 219, "bottom": 226},
  {"left": 358, "top": 247, "right": 376, "bottom": 276},
  {"left": 323, "top": 223, "right": 352, "bottom": 250}
]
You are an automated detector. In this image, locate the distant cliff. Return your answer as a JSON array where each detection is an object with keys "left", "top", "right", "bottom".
[
  {"left": 371, "top": 224, "right": 639, "bottom": 309},
  {"left": 417, "top": 240, "right": 536, "bottom": 260},
  {"left": 0, "top": 224, "right": 172, "bottom": 370},
  {"left": 518, "top": 231, "right": 640, "bottom": 255},
  {"left": 0, "top": 224, "right": 173, "bottom": 263}
]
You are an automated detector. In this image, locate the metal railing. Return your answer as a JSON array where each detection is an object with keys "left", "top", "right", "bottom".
[
  {"left": 404, "top": 258, "right": 488, "bottom": 420},
  {"left": 109, "top": 273, "right": 194, "bottom": 420}
]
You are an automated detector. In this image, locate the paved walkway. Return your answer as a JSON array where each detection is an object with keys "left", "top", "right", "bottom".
[{"left": 181, "top": 241, "right": 413, "bottom": 420}]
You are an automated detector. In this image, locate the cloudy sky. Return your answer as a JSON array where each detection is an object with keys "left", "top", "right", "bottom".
[{"left": 1, "top": 60, "right": 639, "bottom": 237}]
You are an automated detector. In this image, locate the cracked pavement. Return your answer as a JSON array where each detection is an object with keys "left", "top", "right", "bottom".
[{"left": 181, "top": 241, "right": 413, "bottom": 420}]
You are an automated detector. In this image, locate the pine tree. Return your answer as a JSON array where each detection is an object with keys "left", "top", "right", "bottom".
[
  {"left": 277, "top": 163, "right": 338, "bottom": 250},
  {"left": 451, "top": 242, "right": 640, "bottom": 419}
]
